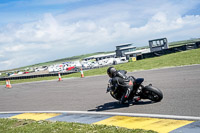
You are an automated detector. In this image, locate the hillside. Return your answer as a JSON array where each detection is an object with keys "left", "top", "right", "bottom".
[{"left": 1, "top": 38, "right": 200, "bottom": 74}]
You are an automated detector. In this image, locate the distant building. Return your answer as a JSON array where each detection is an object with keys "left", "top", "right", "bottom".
[
  {"left": 149, "top": 38, "right": 168, "bottom": 52},
  {"left": 83, "top": 43, "right": 150, "bottom": 61},
  {"left": 83, "top": 53, "right": 116, "bottom": 61},
  {"left": 115, "top": 43, "right": 136, "bottom": 57},
  {"left": 125, "top": 48, "right": 150, "bottom": 59}
]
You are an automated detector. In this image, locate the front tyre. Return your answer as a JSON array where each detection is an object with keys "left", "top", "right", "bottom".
[{"left": 143, "top": 85, "right": 163, "bottom": 102}]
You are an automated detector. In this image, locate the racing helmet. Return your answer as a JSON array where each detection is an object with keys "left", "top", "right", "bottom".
[{"left": 107, "top": 67, "right": 117, "bottom": 78}]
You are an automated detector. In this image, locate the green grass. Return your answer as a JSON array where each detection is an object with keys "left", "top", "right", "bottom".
[
  {"left": 168, "top": 38, "right": 200, "bottom": 48},
  {"left": 0, "top": 48, "right": 200, "bottom": 85},
  {"left": 117, "top": 48, "right": 200, "bottom": 71},
  {"left": 1, "top": 38, "right": 199, "bottom": 74},
  {"left": 0, "top": 118, "right": 156, "bottom": 133},
  {"left": 1, "top": 49, "right": 199, "bottom": 132}
]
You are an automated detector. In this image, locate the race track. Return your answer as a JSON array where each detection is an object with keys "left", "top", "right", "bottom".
[{"left": 0, "top": 64, "right": 200, "bottom": 117}]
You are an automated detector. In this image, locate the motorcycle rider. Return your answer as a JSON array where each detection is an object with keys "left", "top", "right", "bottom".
[{"left": 107, "top": 67, "right": 134, "bottom": 103}]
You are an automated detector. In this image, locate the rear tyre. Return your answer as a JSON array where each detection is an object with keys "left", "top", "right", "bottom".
[{"left": 143, "top": 85, "right": 163, "bottom": 102}]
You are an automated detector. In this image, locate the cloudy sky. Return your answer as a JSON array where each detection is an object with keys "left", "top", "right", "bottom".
[{"left": 0, "top": 0, "right": 200, "bottom": 70}]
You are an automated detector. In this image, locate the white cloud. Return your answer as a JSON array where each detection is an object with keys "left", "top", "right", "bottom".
[
  {"left": 0, "top": 0, "right": 200, "bottom": 70},
  {"left": 4, "top": 44, "right": 26, "bottom": 52}
]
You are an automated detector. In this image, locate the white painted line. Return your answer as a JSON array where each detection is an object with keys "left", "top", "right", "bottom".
[
  {"left": 1, "top": 64, "right": 199, "bottom": 86},
  {"left": 0, "top": 111, "right": 200, "bottom": 121}
]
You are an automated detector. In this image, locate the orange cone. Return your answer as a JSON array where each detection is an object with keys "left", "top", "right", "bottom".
[
  {"left": 80, "top": 68, "right": 84, "bottom": 78},
  {"left": 58, "top": 72, "right": 62, "bottom": 81},
  {"left": 6, "top": 80, "right": 12, "bottom": 88}
]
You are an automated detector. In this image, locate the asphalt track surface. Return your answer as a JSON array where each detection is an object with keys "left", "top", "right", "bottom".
[{"left": 0, "top": 64, "right": 200, "bottom": 118}]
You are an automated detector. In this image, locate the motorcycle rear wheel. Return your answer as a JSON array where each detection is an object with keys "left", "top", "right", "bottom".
[{"left": 143, "top": 85, "right": 163, "bottom": 102}]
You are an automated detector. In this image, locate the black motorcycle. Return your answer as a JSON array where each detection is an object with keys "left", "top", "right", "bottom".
[{"left": 106, "top": 76, "right": 163, "bottom": 104}]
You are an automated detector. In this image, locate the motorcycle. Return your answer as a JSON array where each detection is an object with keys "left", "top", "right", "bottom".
[{"left": 106, "top": 76, "right": 163, "bottom": 104}]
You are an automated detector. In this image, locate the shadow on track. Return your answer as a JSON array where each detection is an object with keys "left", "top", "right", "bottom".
[{"left": 88, "top": 100, "right": 153, "bottom": 111}]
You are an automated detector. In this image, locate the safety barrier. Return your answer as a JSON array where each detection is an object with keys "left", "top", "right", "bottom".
[
  {"left": 0, "top": 71, "right": 77, "bottom": 81},
  {"left": 1, "top": 42, "right": 200, "bottom": 81},
  {"left": 137, "top": 42, "right": 200, "bottom": 60}
]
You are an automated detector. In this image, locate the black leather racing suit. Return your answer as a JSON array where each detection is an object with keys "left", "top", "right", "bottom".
[{"left": 110, "top": 70, "right": 133, "bottom": 103}]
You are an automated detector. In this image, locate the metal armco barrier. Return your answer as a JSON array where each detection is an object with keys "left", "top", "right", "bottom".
[
  {"left": 0, "top": 71, "right": 77, "bottom": 81},
  {"left": 137, "top": 42, "right": 200, "bottom": 60},
  {"left": 1, "top": 42, "right": 200, "bottom": 81}
]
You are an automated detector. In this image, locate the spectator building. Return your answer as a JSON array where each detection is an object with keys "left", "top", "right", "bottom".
[{"left": 149, "top": 38, "right": 169, "bottom": 52}]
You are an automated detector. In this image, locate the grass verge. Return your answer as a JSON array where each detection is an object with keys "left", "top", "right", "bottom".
[
  {"left": 0, "top": 48, "right": 200, "bottom": 85},
  {"left": 0, "top": 118, "right": 156, "bottom": 133}
]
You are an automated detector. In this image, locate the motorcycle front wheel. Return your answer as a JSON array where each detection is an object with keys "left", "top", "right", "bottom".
[{"left": 142, "top": 85, "right": 163, "bottom": 102}]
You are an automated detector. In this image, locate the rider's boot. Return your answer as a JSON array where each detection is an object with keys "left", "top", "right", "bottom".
[
  {"left": 119, "top": 97, "right": 125, "bottom": 104},
  {"left": 120, "top": 88, "right": 132, "bottom": 104},
  {"left": 125, "top": 88, "right": 131, "bottom": 98},
  {"left": 133, "top": 96, "right": 141, "bottom": 102}
]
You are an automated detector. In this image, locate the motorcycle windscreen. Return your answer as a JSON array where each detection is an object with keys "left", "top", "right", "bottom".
[{"left": 135, "top": 78, "right": 144, "bottom": 84}]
